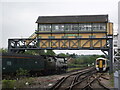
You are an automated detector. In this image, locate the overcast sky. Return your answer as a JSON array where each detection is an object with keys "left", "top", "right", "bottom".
[{"left": 0, "top": 0, "right": 120, "bottom": 55}]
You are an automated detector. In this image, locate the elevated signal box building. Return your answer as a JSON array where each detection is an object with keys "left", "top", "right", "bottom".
[{"left": 35, "top": 15, "right": 113, "bottom": 49}]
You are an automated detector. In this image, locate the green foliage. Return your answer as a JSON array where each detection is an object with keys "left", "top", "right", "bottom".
[
  {"left": 24, "top": 50, "right": 46, "bottom": 55},
  {"left": 109, "top": 73, "right": 114, "bottom": 87},
  {"left": 2, "top": 80, "right": 16, "bottom": 88},
  {"left": 0, "top": 48, "right": 8, "bottom": 53},
  {"left": 58, "top": 53, "right": 69, "bottom": 57},
  {"left": 2, "top": 78, "right": 34, "bottom": 88},
  {"left": 68, "top": 54, "right": 104, "bottom": 67},
  {"left": 24, "top": 50, "right": 56, "bottom": 56},
  {"left": 45, "top": 50, "right": 56, "bottom": 56},
  {"left": 69, "top": 53, "right": 76, "bottom": 58},
  {"left": 14, "top": 78, "right": 34, "bottom": 88},
  {"left": 16, "top": 68, "right": 29, "bottom": 77}
]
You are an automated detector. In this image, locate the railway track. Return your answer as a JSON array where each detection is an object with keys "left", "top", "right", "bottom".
[{"left": 49, "top": 67, "right": 110, "bottom": 90}]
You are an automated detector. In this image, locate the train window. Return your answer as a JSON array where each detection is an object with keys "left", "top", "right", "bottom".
[
  {"left": 96, "top": 61, "right": 99, "bottom": 65},
  {"left": 35, "top": 61, "right": 38, "bottom": 64},
  {"left": 102, "top": 60, "right": 105, "bottom": 64},
  {"left": 7, "top": 61, "right": 12, "bottom": 66}
]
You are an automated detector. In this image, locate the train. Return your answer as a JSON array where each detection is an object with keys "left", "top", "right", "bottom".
[
  {"left": 95, "top": 57, "right": 109, "bottom": 72},
  {"left": 1, "top": 53, "right": 68, "bottom": 76}
]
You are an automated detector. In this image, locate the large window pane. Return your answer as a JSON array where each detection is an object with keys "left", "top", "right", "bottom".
[
  {"left": 39, "top": 24, "right": 51, "bottom": 31},
  {"left": 52, "top": 24, "right": 64, "bottom": 31},
  {"left": 79, "top": 24, "right": 92, "bottom": 31},
  {"left": 65, "top": 24, "right": 73, "bottom": 31},
  {"left": 72, "top": 24, "right": 78, "bottom": 31},
  {"left": 92, "top": 23, "right": 106, "bottom": 31}
]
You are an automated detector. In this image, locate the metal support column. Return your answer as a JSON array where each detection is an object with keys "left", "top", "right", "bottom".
[
  {"left": 108, "top": 38, "right": 113, "bottom": 73},
  {"left": 8, "top": 39, "right": 11, "bottom": 53}
]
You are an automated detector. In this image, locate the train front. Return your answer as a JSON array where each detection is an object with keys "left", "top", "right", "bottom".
[{"left": 95, "top": 58, "right": 107, "bottom": 72}]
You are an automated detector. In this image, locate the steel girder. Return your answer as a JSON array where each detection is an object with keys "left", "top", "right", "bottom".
[{"left": 8, "top": 38, "right": 110, "bottom": 52}]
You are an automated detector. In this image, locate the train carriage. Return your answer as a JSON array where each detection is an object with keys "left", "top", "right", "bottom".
[{"left": 1, "top": 53, "right": 67, "bottom": 76}]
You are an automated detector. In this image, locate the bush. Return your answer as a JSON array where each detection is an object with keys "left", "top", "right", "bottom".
[
  {"left": 2, "top": 78, "right": 34, "bottom": 89},
  {"left": 2, "top": 80, "right": 16, "bottom": 88},
  {"left": 16, "top": 68, "right": 29, "bottom": 78}
]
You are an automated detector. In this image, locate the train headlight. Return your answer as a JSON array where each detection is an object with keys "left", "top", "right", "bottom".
[
  {"left": 96, "top": 65, "right": 98, "bottom": 67},
  {"left": 103, "top": 65, "right": 105, "bottom": 67}
]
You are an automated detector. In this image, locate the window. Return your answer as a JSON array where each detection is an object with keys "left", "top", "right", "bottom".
[
  {"left": 38, "top": 23, "right": 106, "bottom": 32},
  {"left": 79, "top": 23, "right": 106, "bottom": 31},
  {"left": 39, "top": 24, "right": 51, "bottom": 31},
  {"left": 76, "top": 36, "right": 82, "bottom": 38},
  {"left": 48, "top": 36, "right": 55, "bottom": 39},
  {"left": 89, "top": 35, "right": 96, "bottom": 38},
  {"left": 59, "top": 24, "right": 64, "bottom": 31},
  {"left": 93, "top": 23, "right": 106, "bottom": 31},
  {"left": 7, "top": 61, "right": 12, "bottom": 66},
  {"left": 65, "top": 24, "right": 73, "bottom": 31},
  {"left": 38, "top": 36, "right": 42, "bottom": 38},
  {"left": 52, "top": 24, "right": 64, "bottom": 31},
  {"left": 79, "top": 24, "right": 92, "bottom": 31},
  {"left": 93, "top": 23, "right": 100, "bottom": 31},
  {"left": 79, "top": 24, "right": 85, "bottom": 31},
  {"left": 72, "top": 24, "right": 78, "bottom": 31},
  {"left": 62, "top": 36, "right": 68, "bottom": 38},
  {"left": 85, "top": 24, "right": 92, "bottom": 31}
]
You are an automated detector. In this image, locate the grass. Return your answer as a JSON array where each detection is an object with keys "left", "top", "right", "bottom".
[
  {"left": 2, "top": 80, "right": 16, "bottom": 88},
  {"left": 2, "top": 77, "right": 34, "bottom": 89},
  {"left": 109, "top": 73, "right": 114, "bottom": 87}
]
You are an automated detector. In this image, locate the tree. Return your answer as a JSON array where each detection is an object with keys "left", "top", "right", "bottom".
[
  {"left": 0, "top": 48, "right": 8, "bottom": 53},
  {"left": 69, "top": 53, "right": 76, "bottom": 58},
  {"left": 24, "top": 50, "right": 46, "bottom": 55},
  {"left": 58, "top": 53, "right": 67, "bottom": 57},
  {"left": 45, "top": 50, "right": 56, "bottom": 56}
]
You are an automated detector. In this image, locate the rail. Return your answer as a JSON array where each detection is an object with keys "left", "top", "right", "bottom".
[{"left": 49, "top": 67, "right": 110, "bottom": 90}]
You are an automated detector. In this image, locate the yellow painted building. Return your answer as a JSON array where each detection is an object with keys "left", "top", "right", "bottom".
[{"left": 35, "top": 15, "right": 113, "bottom": 48}]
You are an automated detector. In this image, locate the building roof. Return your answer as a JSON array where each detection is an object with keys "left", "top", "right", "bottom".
[{"left": 36, "top": 15, "right": 108, "bottom": 24}]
